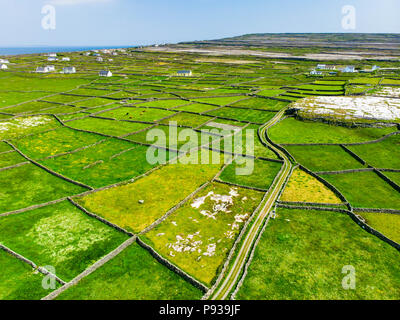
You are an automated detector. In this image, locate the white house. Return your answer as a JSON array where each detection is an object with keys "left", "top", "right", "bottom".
[
  {"left": 108, "top": 59, "right": 114, "bottom": 62},
  {"left": 0, "top": 64, "right": 8, "bottom": 70},
  {"left": 61, "top": 57, "right": 70, "bottom": 61},
  {"left": 36, "top": 66, "right": 50, "bottom": 73},
  {"left": 317, "top": 64, "right": 336, "bottom": 70},
  {"left": 63, "top": 67, "right": 76, "bottom": 74},
  {"left": 342, "top": 66, "right": 356, "bottom": 73},
  {"left": 0, "top": 59, "right": 10, "bottom": 64},
  {"left": 47, "top": 65, "right": 55, "bottom": 72},
  {"left": 99, "top": 70, "right": 112, "bottom": 77},
  {"left": 84, "top": 52, "right": 91, "bottom": 56},
  {"left": 48, "top": 57, "right": 58, "bottom": 62},
  {"left": 96, "top": 57, "right": 104, "bottom": 62},
  {"left": 310, "top": 70, "right": 322, "bottom": 76},
  {"left": 372, "top": 65, "right": 380, "bottom": 71},
  {"left": 112, "top": 52, "right": 118, "bottom": 56},
  {"left": 48, "top": 53, "right": 57, "bottom": 57},
  {"left": 177, "top": 70, "right": 192, "bottom": 77}
]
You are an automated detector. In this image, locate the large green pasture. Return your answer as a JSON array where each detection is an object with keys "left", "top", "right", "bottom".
[{"left": 236, "top": 208, "right": 400, "bottom": 300}]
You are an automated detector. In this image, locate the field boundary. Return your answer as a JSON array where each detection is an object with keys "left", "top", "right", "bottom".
[
  {"left": 41, "top": 236, "right": 137, "bottom": 300},
  {"left": 136, "top": 237, "right": 209, "bottom": 293}
]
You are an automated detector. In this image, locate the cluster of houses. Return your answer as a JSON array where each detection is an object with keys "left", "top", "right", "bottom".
[
  {"left": 310, "top": 64, "right": 379, "bottom": 76},
  {"left": 0, "top": 58, "right": 10, "bottom": 70}
]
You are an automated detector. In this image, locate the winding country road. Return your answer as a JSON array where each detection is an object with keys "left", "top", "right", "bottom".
[{"left": 211, "top": 108, "right": 293, "bottom": 300}]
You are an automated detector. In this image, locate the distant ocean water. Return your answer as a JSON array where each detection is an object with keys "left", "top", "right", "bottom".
[{"left": 0, "top": 46, "right": 132, "bottom": 56}]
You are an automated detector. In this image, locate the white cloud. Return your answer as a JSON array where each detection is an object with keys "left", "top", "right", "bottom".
[{"left": 49, "top": 0, "right": 113, "bottom": 6}]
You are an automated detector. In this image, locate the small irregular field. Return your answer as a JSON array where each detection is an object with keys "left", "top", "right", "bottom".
[
  {"left": 0, "top": 250, "right": 61, "bottom": 300},
  {"left": 174, "top": 103, "right": 220, "bottom": 113},
  {"left": 0, "top": 163, "right": 86, "bottom": 213},
  {"left": 97, "top": 107, "right": 176, "bottom": 122},
  {"left": 215, "top": 124, "right": 278, "bottom": 159},
  {"left": 206, "top": 107, "right": 276, "bottom": 124},
  {"left": 321, "top": 171, "right": 400, "bottom": 209},
  {"left": 56, "top": 242, "right": 203, "bottom": 300},
  {"left": 285, "top": 145, "right": 365, "bottom": 172},
  {"left": 230, "top": 97, "right": 289, "bottom": 111},
  {"left": 142, "top": 182, "right": 264, "bottom": 286},
  {"left": 269, "top": 117, "right": 397, "bottom": 144},
  {"left": 40, "top": 139, "right": 171, "bottom": 188},
  {"left": 75, "top": 152, "right": 224, "bottom": 233},
  {"left": 0, "top": 115, "right": 60, "bottom": 140},
  {"left": 66, "top": 117, "right": 151, "bottom": 137},
  {"left": 281, "top": 168, "right": 342, "bottom": 204},
  {"left": 136, "top": 99, "right": 190, "bottom": 109},
  {"left": 292, "top": 96, "right": 400, "bottom": 122},
  {"left": 219, "top": 158, "right": 282, "bottom": 190},
  {"left": 159, "top": 113, "right": 211, "bottom": 128},
  {"left": 384, "top": 171, "right": 400, "bottom": 186},
  {"left": 191, "top": 96, "right": 248, "bottom": 106},
  {"left": 358, "top": 211, "right": 400, "bottom": 244},
  {"left": 236, "top": 208, "right": 400, "bottom": 300},
  {"left": 0, "top": 151, "right": 26, "bottom": 168},
  {"left": 347, "top": 134, "right": 400, "bottom": 169},
  {"left": 126, "top": 125, "right": 220, "bottom": 151},
  {"left": 0, "top": 142, "right": 13, "bottom": 153},
  {"left": 0, "top": 201, "right": 128, "bottom": 281},
  {"left": 13, "top": 127, "right": 104, "bottom": 159},
  {"left": 199, "top": 118, "right": 246, "bottom": 133}
]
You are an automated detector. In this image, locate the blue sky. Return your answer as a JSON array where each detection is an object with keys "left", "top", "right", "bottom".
[{"left": 0, "top": 0, "right": 399, "bottom": 46}]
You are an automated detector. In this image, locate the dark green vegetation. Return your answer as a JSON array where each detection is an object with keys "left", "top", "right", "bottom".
[
  {"left": 285, "top": 145, "right": 365, "bottom": 172},
  {"left": 56, "top": 243, "right": 203, "bottom": 300},
  {"left": 236, "top": 208, "right": 400, "bottom": 300},
  {"left": 347, "top": 134, "right": 400, "bottom": 169},
  {"left": 321, "top": 171, "right": 400, "bottom": 209}
]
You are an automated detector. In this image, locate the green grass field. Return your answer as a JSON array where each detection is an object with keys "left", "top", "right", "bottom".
[
  {"left": 347, "top": 134, "right": 400, "bottom": 169},
  {"left": 0, "top": 250, "right": 61, "bottom": 300},
  {"left": 142, "top": 182, "right": 264, "bottom": 286},
  {"left": 285, "top": 145, "right": 365, "bottom": 172},
  {"left": 75, "top": 153, "right": 224, "bottom": 233},
  {"left": 0, "top": 201, "right": 128, "bottom": 281},
  {"left": 269, "top": 118, "right": 397, "bottom": 144},
  {"left": 321, "top": 171, "right": 400, "bottom": 209},
  {"left": 219, "top": 158, "right": 282, "bottom": 190},
  {"left": 56, "top": 242, "right": 203, "bottom": 300},
  {"left": 2, "top": 38, "right": 400, "bottom": 300},
  {"left": 0, "top": 163, "right": 86, "bottom": 213},
  {"left": 358, "top": 211, "right": 400, "bottom": 244},
  {"left": 236, "top": 208, "right": 400, "bottom": 300}
]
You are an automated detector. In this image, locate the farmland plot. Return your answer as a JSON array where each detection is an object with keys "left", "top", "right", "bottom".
[
  {"left": 142, "top": 182, "right": 264, "bottom": 286},
  {"left": 0, "top": 201, "right": 128, "bottom": 281}
]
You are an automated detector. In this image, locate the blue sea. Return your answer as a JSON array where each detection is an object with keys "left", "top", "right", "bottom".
[{"left": 0, "top": 46, "right": 133, "bottom": 56}]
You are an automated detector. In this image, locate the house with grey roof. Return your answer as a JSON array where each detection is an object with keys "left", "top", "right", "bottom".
[{"left": 63, "top": 67, "right": 76, "bottom": 74}]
